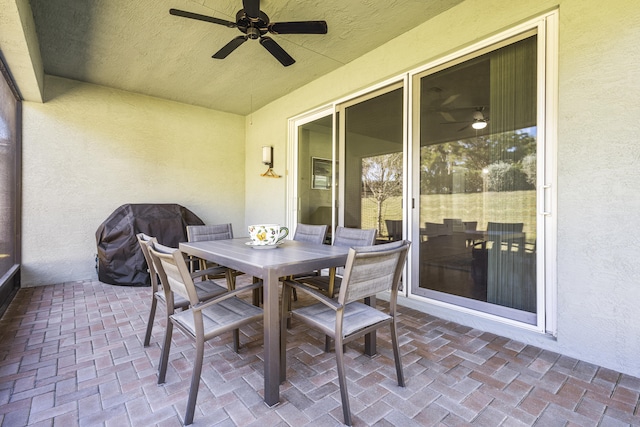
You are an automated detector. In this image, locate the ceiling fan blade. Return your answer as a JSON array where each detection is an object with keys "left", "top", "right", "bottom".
[
  {"left": 243, "top": 0, "right": 260, "bottom": 19},
  {"left": 441, "top": 94, "right": 460, "bottom": 106},
  {"left": 213, "top": 36, "right": 248, "bottom": 59},
  {"left": 260, "top": 37, "right": 295, "bottom": 66},
  {"left": 169, "top": 8, "right": 236, "bottom": 28},
  {"left": 439, "top": 111, "right": 456, "bottom": 122},
  {"left": 269, "top": 21, "right": 328, "bottom": 35}
]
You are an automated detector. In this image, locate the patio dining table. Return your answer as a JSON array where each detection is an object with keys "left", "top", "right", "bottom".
[{"left": 179, "top": 237, "right": 367, "bottom": 407}]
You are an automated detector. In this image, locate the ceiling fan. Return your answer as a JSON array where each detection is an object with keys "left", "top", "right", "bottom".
[
  {"left": 169, "top": 0, "right": 328, "bottom": 67},
  {"left": 440, "top": 107, "right": 489, "bottom": 131}
]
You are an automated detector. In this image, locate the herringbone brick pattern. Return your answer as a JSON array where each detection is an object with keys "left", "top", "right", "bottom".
[{"left": 0, "top": 278, "right": 639, "bottom": 426}]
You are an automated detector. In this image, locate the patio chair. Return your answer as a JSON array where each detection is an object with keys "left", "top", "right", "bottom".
[
  {"left": 294, "top": 226, "right": 376, "bottom": 298},
  {"left": 279, "top": 223, "right": 329, "bottom": 325},
  {"left": 292, "top": 223, "right": 328, "bottom": 244},
  {"left": 186, "top": 224, "right": 244, "bottom": 289},
  {"left": 292, "top": 226, "right": 376, "bottom": 350},
  {"left": 148, "top": 240, "right": 263, "bottom": 426},
  {"left": 290, "top": 223, "right": 328, "bottom": 297},
  {"left": 281, "top": 240, "right": 411, "bottom": 426},
  {"left": 136, "top": 233, "right": 229, "bottom": 347}
]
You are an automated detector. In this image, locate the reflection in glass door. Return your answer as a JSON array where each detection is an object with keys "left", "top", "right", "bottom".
[
  {"left": 338, "top": 83, "right": 404, "bottom": 241},
  {"left": 295, "top": 114, "right": 334, "bottom": 240},
  {"left": 412, "top": 33, "right": 539, "bottom": 324}
]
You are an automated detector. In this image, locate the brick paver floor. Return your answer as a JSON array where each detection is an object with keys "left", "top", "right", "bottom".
[{"left": 0, "top": 278, "right": 639, "bottom": 426}]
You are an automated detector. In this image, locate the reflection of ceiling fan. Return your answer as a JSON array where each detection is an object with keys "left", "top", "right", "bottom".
[
  {"left": 170, "top": 0, "right": 328, "bottom": 67},
  {"left": 427, "top": 86, "right": 461, "bottom": 122},
  {"left": 470, "top": 108, "right": 489, "bottom": 130},
  {"left": 440, "top": 107, "right": 489, "bottom": 131}
]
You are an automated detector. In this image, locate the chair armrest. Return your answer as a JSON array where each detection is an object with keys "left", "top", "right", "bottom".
[
  {"left": 190, "top": 266, "right": 227, "bottom": 279},
  {"left": 283, "top": 279, "right": 340, "bottom": 311},
  {"left": 192, "top": 281, "right": 263, "bottom": 312},
  {"left": 183, "top": 255, "right": 199, "bottom": 265}
]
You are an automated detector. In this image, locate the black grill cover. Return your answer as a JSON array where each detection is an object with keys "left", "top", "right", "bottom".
[{"left": 95, "top": 203, "right": 204, "bottom": 286}]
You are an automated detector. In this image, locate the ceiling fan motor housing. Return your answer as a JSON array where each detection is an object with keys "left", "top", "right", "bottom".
[{"left": 237, "top": 9, "right": 269, "bottom": 39}]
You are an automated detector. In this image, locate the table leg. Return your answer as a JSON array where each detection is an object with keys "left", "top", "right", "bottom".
[
  {"left": 364, "top": 295, "right": 377, "bottom": 356},
  {"left": 263, "top": 269, "right": 280, "bottom": 406}
]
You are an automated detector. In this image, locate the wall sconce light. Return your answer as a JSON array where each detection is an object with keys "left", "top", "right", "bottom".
[
  {"left": 262, "top": 146, "right": 273, "bottom": 167},
  {"left": 260, "top": 146, "right": 281, "bottom": 178}
]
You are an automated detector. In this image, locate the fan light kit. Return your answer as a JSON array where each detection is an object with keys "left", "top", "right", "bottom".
[
  {"left": 170, "top": 0, "right": 328, "bottom": 66},
  {"left": 471, "top": 109, "right": 488, "bottom": 130},
  {"left": 471, "top": 120, "right": 487, "bottom": 130}
]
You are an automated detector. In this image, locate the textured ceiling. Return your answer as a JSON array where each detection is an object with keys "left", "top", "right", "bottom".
[{"left": 28, "top": 0, "right": 464, "bottom": 115}]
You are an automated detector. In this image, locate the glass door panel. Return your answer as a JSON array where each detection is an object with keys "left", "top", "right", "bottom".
[
  {"left": 296, "top": 114, "right": 334, "bottom": 241},
  {"left": 338, "top": 84, "right": 404, "bottom": 241},
  {"left": 413, "top": 34, "right": 538, "bottom": 323}
]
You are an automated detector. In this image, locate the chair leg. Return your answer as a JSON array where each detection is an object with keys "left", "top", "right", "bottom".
[
  {"left": 158, "top": 320, "right": 173, "bottom": 384},
  {"left": 225, "top": 269, "right": 236, "bottom": 291},
  {"left": 143, "top": 296, "right": 158, "bottom": 347},
  {"left": 184, "top": 336, "right": 205, "bottom": 425},
  {"left": 324, "top": 335, "right": 331, "bottom": 353},
  {"left": 324, "top": 336, "right": 346, "bottom": 353},
  {"left": 335, "top": 336, "right": 352, "bottom": 426},
  {"left": 232, "top": 329, "right": 240, "bottom": 353},
  {"left": 286, "top": 288, "right": 293, "bottom": 329},
  {"left": 390, "top": 321, "right": 405, "bottom": 387}
]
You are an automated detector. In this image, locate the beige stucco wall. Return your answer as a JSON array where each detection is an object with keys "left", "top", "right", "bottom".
[
  {"left": 244, "top": 0, "right": 640, "bottom": 377},
  {"left": 22, "top": 75, "right": 246, "bottom": 286}
]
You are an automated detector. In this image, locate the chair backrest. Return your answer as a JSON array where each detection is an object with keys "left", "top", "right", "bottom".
[
  {"left": 333, "top": 226, "right": 376, "bottom": 248},
  {"left": 487, "top": 222, "right": 524, "bottom": 233},
  {"left": 384, "top": 219, "right": 402, "bottom": 241},
  {"left": 136, "top": 233, "right": 159, "bottom": 290},
  {"left": 424, "top": 222, "right": 450, "bottom": 236},
  {"left": 186, "top": 224, "right": 234, "bottom": 242},
  {"left": 443, "top": 218, "right": 464, "bottom": 233},
  {"left": 338, "top": 240, "right": 411, "bottom": 304},
  {"left": 147, "top": 241, "right": 199, "bottom": 305},
  {"left": 463, "top": 221, "right": 478, "bottom": 231},
  {"left": 293, "top": 223, "right": 328, "bottom": 245}
]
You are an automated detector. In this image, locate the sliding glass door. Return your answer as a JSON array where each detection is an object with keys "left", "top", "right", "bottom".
[
  {"left": 289, "top": 111, "right": 335, "bottom": 240},
  {"left": 337, "top": 83, "right": 404, "bottom": 241},
  {"left": 289, "top": 15, "right": 556, "bottom": 330},
  {"left": 411, "top": 31, "right": 540, "bottom": 324},
  {"left": 0, "top": 58, "right": 21, "bottom": 313}
]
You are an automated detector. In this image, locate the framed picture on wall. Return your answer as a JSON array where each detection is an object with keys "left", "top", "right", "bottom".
[{"left": 312, "top": 157, "right": 332, "bottom": 190}]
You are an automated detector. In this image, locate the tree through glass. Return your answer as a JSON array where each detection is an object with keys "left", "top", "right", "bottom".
[{"left": 340, "top": 85, "right": 404, "bottom": 242}]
